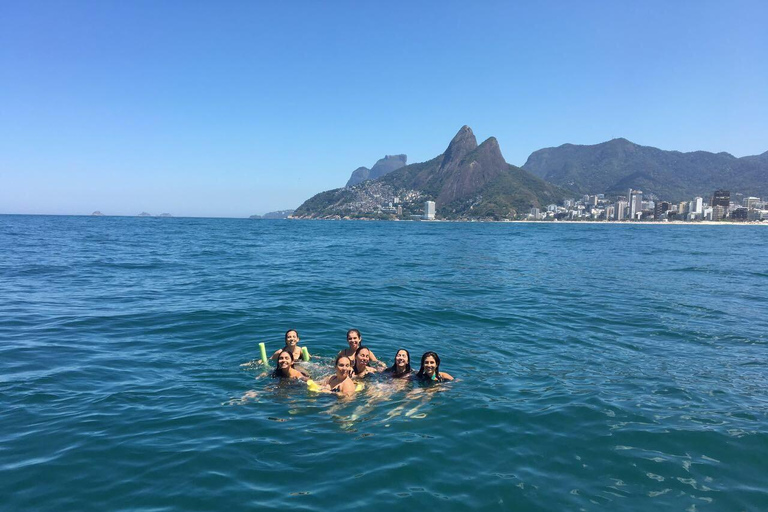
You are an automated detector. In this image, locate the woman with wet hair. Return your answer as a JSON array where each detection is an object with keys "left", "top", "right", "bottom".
[
  {"left": 384, "top": 349, "right": 412, "bottom": 379},
  {"left": 337, "top": 329, "right": 384, "bottom": 367},
  {"left": 416, "top": 351, "right": 453, "bottom": 382},
  {"left": 351, "top": 346, "right": 379, "bottom": 378},
  {"left": 270, "top": 329, "right": 308, "bottom": 363},
  {"left": 322, "top": 354, "right": 356, "bottom": 396},
  {"left": 271, "top": 349, "right": 309, "bottom": 380}
]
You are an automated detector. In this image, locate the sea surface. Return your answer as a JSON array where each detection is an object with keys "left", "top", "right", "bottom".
[{"left": 1, "top": 215, "right": 767, "bottom": 511}]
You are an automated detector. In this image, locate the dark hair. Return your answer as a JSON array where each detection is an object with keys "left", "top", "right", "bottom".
[
  {"left": 335, "top": 354, "right": 353, "bottom": 368},
  {"left": 417, "top": 351, "right": 442, "bottom": 381},
  {"left": 272, "top": 349, "right": 295, "bottom": 378},
  {"left": 352, "top": 346, "right": 372, "bottom": 375},
  {"left": 285, "top": 329, "right": 299, "bottom": 341},
  {"left": 346, "top": 329, "right": 361, "bottom": 339},
  {"left": 385, "top": 349, "right": 412, "bottom": 377}
]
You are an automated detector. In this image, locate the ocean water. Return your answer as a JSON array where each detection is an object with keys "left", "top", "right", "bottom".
[{"left": 1, "top": 215, "right": 767, "bottom": 511}]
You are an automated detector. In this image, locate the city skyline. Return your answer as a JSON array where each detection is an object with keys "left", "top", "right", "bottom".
[{"left": 2, "top": 1, "right": 767, "bottom": 217}]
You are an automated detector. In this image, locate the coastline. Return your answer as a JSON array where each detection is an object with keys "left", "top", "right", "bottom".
[
  {"left": 511, "top": 220, "right": 768, "bottom": 226},
  {"left": 289, "top": 216, "right": 767, "bottom": 226}
]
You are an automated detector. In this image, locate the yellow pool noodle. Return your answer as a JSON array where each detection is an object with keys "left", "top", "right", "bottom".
[{"left": 259, "top": 342, "right": 269, "bottom": 367}]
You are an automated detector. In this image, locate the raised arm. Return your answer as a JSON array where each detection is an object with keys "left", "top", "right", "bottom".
[{"left": 369, "top": 350, "right": 387, "bottom": 368}]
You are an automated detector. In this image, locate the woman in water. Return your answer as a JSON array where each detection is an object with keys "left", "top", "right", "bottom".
[
  {"left": 416, "top": 351, "right": 454, "bottom": 382},
  {"left": 271, "top": 350, "right": 309, "bottom": 381},
  {"left": 383, "top": 349, "right": 412, "bottom": 379},
  {"left": 351, "top": 346, "right": 380, "bottom": 379},
  {"left": 270, "top": 329, "right": 309, "bottom": 363},
  {"left": 337, "top": 329, "right": 383, "bottom": 367},
  {"left": 323, "top": 355, "right": 356, "bottom": 396}
]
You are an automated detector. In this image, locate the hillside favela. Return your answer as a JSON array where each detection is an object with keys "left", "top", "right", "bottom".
[{"left": 291, "top": 126, "right": 767, "bottom": 223}]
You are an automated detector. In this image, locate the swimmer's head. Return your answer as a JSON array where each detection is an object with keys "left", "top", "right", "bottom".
[
  {"left": 354, "top": 346, "right": 371, "bottom": 371},
  {"left": 285, "top": 330, "right": 299, "bottom": 346},
  {"left": 335, "top": 354, "right": 353, "bottom": 376},
  {"left": 394, "top": 349, "right": 411, "bottom": 374},
  {"left": 277, "top": 349, "right": 294, "bottom": 368},
  {"left": 419, "top": 351, "right": 441, "bottom": 377},
  {"left": 346, "top": 329, "right": 361, "bottom": 350},
  {"left": 272, "top": 349, "right": 295, "bottom": 378}
]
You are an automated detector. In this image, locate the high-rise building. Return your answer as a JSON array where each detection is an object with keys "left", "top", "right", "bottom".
[
  {"left": 654, "top": 201, "right": 670, "bottom": 219},
  {"left": 746, "top": 197, "right": 760, "bottom": 209},
  {"left": 694, "top": 197, "right": 704, "bottom": 214},
  {"left": 629, "top": 189, "right": 643, "bottom": 220},
  {"left": 712, "top": 205, "right": 725, "bottom": 220},
  {"left": 423, "top": 201, "right": 435, "bottom": 220},
  {"left": 711, "top": 190, "right": 730, "bottom": 208},
  {"left": 732, "top": 207, "right": 749, "bottom": 220},
  {"left": 615, "top": 201, "right": 628, "bottom": 220}
]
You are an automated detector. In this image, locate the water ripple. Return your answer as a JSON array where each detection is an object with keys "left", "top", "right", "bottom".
[{"left": 1, "top": 216, "right": 767, "bottom": 511}]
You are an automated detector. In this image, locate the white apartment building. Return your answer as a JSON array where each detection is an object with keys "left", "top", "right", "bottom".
[{"left": 423, "top": 201, "right": 436, "bottom": 220}]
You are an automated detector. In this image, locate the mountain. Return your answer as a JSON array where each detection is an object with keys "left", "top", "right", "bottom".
[
  {"left": 522, "top": 138, "right": 768, "bottom": 201},
  {"left": 294, "top": 126, "right": 566, "bottom": 220},
  {"left": 346, "top": 154, "right": 407, "bottom": 187},
  {"left": 346, "top": 167, "right": 371, "bottom": 187}
]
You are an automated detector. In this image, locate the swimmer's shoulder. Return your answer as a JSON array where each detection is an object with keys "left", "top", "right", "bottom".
[{"left": 339, "top": 378, "right": 356, "bottom": 395}]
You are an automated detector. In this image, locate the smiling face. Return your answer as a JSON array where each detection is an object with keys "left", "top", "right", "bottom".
[
  {"left": 395, "top": 350, "right": 409, "bottom": 368},
  {"left": 346, "top": 331, "right": 361, "bottom": 351},
  {"left": 336, "top": 356, "right": 352, "bottom": 377},
  {"left": 356, "top": 348, "right": 371, "bottom": 367},
  {"left": 278, "top": 351, "right": 293, "bottom": 369},
  {"left": 285, "top": 330, "right": 299, "bottom": 347},
  {"left": 422, "top": 355, "right": 437, "bottom": 375}
]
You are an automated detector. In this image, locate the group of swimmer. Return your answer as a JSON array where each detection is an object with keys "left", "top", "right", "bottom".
[{"left": 265, "top": 328, "right": 454, "bottom": 396}]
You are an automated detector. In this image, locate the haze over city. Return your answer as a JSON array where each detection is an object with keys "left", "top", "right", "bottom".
[{"left": 2, "top": 1, "right": 766, "bottom": 217}]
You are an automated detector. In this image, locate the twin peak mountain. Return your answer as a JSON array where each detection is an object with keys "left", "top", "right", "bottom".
[{"left": 294, "top": 126, "right": 563, "bottom": 220}]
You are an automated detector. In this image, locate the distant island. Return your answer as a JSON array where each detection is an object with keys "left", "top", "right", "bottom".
[
  {"left": 250, "top": 209, "right": 295, "bottom": 220},
  {"left": 137, "top": 212, "right": 173, "bottom": 217},
  {"left": 91, "top": 211, "right": 104, "bottom": 216}
]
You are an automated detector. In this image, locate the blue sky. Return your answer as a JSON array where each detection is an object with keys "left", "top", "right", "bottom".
[{"left": 1, "top": 0, "right": 766, "bottom": 217}]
